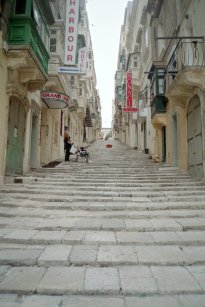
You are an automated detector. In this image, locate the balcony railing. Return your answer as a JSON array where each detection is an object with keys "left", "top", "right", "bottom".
[{"left": 166, "top": 37, "right": 205, "bottom": 78}]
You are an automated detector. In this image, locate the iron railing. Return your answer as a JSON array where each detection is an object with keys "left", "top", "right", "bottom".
[{"left": 166, "top": 37, "right": 205, "bottom": 77}]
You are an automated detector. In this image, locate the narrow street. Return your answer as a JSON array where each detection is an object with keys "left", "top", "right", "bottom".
[{"left": 1, "top": 139, "right": 205, "bottom": 306}]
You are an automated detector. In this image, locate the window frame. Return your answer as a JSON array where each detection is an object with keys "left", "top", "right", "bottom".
[{"left": 32, "top": 0, "right": 50, "bottom": 51}]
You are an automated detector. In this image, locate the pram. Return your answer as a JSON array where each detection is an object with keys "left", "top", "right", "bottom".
[{"left": 71, "top": 145, "right": 89, "bottom": 162}]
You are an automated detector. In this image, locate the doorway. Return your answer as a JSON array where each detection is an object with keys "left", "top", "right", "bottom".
[
  {"left": 6, "top": 97, "right": 26, "bottom": 174},
  {"left": 30, "top": 113, "right": 39, "bottom": 169},
  {"left": 187, "top": 96, "right": 203, "bottom": 177},
  {"left": 162, "top": 126, "right": 166, "bottom": 162},
  {"left": 172, "top": 112, "right": 178, "bottom": 166}
]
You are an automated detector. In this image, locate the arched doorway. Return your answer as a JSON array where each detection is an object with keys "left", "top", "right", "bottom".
[
  {"left": 6, "top": 97, "right": 26, "bottom": 175},
  {"left": 187, "top": 95, "right": 203, "bottom": 177}
]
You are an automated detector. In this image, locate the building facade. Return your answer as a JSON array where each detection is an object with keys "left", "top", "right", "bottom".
[
  {"left": 113, "top": 0, "right": 205, "bottom": 178},
  {"left": 0, "top": 0, "right": 101, "bottom": 184}
]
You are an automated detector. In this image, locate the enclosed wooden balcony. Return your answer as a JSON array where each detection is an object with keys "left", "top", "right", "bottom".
[
  {"left": 7, "top": 0, "right": 54, "bottom": 76},
  {"left": 151, "top": 94, "right": 168, "bottom": 118}
]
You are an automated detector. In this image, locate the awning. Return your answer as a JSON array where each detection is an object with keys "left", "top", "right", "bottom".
[{"left": 41, "top": 91, "right": 71, "bottom": 109}]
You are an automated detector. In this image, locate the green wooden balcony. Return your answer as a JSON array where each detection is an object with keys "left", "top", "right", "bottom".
[
  {"left": 151, "top": 94, "right": 168, "bottom": 118},
  {"left": 8, "top": 17, "right": 49, "bottom": 73}
]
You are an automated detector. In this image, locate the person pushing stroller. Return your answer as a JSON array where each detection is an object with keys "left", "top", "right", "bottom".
[{"left": 64, "top": 128, "right": 73, "bottom": 162}]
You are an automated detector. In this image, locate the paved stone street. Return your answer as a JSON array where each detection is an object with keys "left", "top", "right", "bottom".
[{"left": 0, "top": 139, "right": 205, "bottom": 306}]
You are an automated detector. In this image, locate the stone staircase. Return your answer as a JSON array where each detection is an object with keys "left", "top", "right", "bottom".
[{"left": 0, "top": 140, "right": 205, "bottom": 306}]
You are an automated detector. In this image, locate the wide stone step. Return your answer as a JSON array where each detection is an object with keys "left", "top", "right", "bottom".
[
  {"left": 2, "top": 187, "right": 205, "bottom": 200},
  {"left": 6, "top": 177, "right": 202, "bottom": 186},
  {"left": 0, "top": 264, "right": 205, "bottom": 297},
  {"left": 2, "top": 180, "right": 205, "bottom": 190},
  {"left": 1, "top": 206, "right": 205, "bottom": 219},
  {"left": 1, "top": 229, "right": 205, "bottom": 246},
  {"left": 4, "top": 181, "right": 205, "bottom": 190},
  {"left": 1, "top": 192, "right": 205, "bottom": 204},
  {"left": 35, "top": 177, "right": 204, "bottom": 184},
  {"left": 0, "top": 293, "right": 205, "bottom": 307},
  {"left": 1, "top": 243, "right": 205, "bottom": 267},
  {"left": 1, "top": 215, "right": 205, "bottom": 231},
  {"left": 1, "top": 199, "right": 205, "bottom": 211},
  {"left": 31, "top": 166, "right": 192, "bottom": 175}
]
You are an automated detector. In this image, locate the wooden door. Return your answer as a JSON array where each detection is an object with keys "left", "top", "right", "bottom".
[
  {"left": 6, "top": 98, "right": 26, "bottom": 174},
  {"left": 187, "top": 96, "right": 203, "bottom": 177}
]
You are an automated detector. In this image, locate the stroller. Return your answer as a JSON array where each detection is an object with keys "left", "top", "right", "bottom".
[{"left": 72, "top": 145, "right": 89, "bottom": 162}]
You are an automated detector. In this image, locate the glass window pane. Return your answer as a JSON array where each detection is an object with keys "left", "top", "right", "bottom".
[
  {"left": 15, "top": 0, "right": 26, "bottom": 14},
  {"left": 158, "top": 78, "right": 164, "bottom": 94},
  {"left": 51, "top": 29, "right": 57, "bottom": 35},
  {"left": 33, "top": 2, "right": 40, "bottom": 27},
  {"left": 50, "top": 38, "right": 56, "bottom": 52}
]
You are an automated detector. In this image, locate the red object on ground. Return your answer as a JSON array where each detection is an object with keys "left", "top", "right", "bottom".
[{"left": 106, "top": 144, "right": 112, "bottom": 148}]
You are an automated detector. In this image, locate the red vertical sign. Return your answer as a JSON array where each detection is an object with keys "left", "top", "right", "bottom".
[{"left": 126, "top": 72, "right": 133, "bottom": 107}]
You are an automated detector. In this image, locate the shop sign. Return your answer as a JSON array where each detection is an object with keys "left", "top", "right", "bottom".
[
  {"left": 78, "top": 47, "right": 87, "bottom": 73},
  {"left": 126, "top": 71, "right": 133, "bottom": 107},
  {"left": 41, "top": 91, "right": 71, "bottom": 109},
  {"left": 64, "top": 0, "right": 79, "bottom": 65},
  {"left": 58, "top": 67, "right": 84, "bottom": 74},
  {"left": 122, "top": 107, "right": 138, "bottom": 113},
  {"left": 59, "top": 47, "right": 87, "bottom": 74}
]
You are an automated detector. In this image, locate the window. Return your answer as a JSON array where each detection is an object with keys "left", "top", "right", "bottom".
[
  {"left": 50, "top": 29, "right": 57, "bottom": 53},
  {"left": 79, "top": 84, "right": 83, "bottom": 96},
  {"left": 51, "top": 29, "right": 57, "bottom": 35},
  {"left": 70, "top": 76, "right": 75, "bottom": 87},
  {"left": 80, "top": 16, "right": 84, "bottom": 26},
  {"left": 157, "top": 23, "right": 165, "bottom": 56},
  {"left": 88, "top": 51, "right": 92, "bottom": 59},
  {"left": 50, "top": 38, "right": 56, "bottom": 52},
  {"left": 32, "top": 1, "right": 49, "bottom": 51},
  {"left": 15, "top": 0, "right": 26, "bottom": 15},
  {"left": 156, "top": 69, "right": 165, "bottom": 95},
  {"left": 145, "top": 29, "right": 148, "bottom": 48},
  {"left": 53, "top": 1, "right": 61, "bottom": 19},
  {"left": 120, "top": 54, "right": 126, "bottom": 70},
  {"left": 133, "top": 56, "right": 138, "bottom": 68},
  {"left": 33, "top": 2, "right": 41, "bottom": 26},
  {"left": 15, "top": 0, "right": 26, "bottom": 14}
]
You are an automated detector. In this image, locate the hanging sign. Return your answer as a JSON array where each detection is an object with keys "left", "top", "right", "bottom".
[
  {"left": 122, "top": 107, "right": 138, "bottom": 113},
  {"left": 64, "top": 0, "right": 80, "bottom": 65},
  {"left": 58, "top": 67, "right": 85, "bottom": 74},
  {"left": 78, "top": 47, "right": 87, "bottom": 73},
  {"left": 58, "top": 47, "right": 87, "bottom": 75},
  {"left": 123, "top": 71, "right": 138, "bottom": 113},
  {"left": 126, "top": 71, "right": 133, "bottom": 107},
  {"left": 41, "top": 91, "right": 71, "bottom": 109}
]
